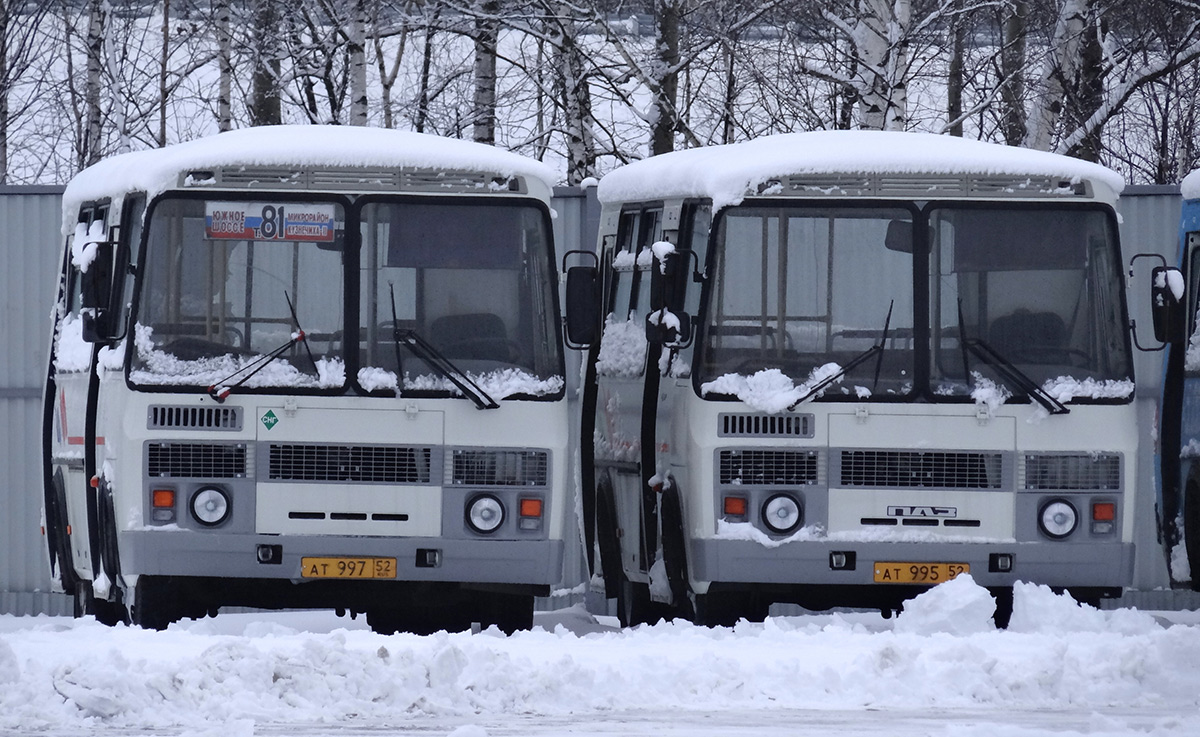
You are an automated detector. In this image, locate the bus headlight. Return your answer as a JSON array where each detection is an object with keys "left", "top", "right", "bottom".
[
  {"left": 467, "top": 494, "right": 505, "bottom": 534},
  {"left": 762, "top": 493, "right": 802, "bottom": 534},
  {"left": 1039, "top": 499, "right": 1078, "bottom": 539},
  {"left": 190, "top": 487, "right": 230, "bottom": 527}
]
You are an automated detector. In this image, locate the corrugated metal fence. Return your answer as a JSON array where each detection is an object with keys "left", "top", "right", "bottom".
[{"left": 1, "top": 184, "right": 1193, "bottom": 616}]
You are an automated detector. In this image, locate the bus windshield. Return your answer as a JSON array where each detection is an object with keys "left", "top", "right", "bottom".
[
  {"left": 700, "top": 205, "right": 917, "bottom": 399},
  {"left": 929, "top": 205, "right": 1131, "bottom": 397},
  {"left": 131, "top": 197, "right": 347, "bottom": 391},
  {"left": 698, "top": 203, "right": 1132, "bottom": 404},
  {"left": 357, "top": 199, "right": 563, "bottom": 398}
]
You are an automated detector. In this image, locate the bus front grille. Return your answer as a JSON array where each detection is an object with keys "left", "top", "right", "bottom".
[
  {"left": 718, "top": 449, "right": 819, "bottom": 485},
  {"left": 268, "top": 444, "right": 433, "bottom": 483},
  {"left": 839, "top": 450, "right": 1002, "bottom": 489},
  {"left": 148, "top": 405, "right": 242, "bottom": 431},
  {"left": 147, "top": 442, "right": 247, "bottom": 478},
  {"left": 1023, "top": 453, "right": 1121, "bottom": 490},
  {"left": 449, "top": 449, "right": 549, "bottom": 487}
]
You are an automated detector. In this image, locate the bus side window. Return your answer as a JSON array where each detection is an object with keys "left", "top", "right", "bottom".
[
  {"left": 597, "top": 210, "right": 646, "bottom": 377},
  {"left": 54, "top": 205, "right": 109, "bottom": 372},
  {"left": 1188, "top": 239, "right": 1200, "bottom": 368}
]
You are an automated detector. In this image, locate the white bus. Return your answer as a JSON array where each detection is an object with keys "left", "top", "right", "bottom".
[
  {"left": 42, "top": 126, "right": 568, "bottom": 633},
  {"left": 565, "top": 131, "right": 1139, "bottom": 626}
]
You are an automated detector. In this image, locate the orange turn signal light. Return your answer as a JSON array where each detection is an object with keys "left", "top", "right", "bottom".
[
  {"left": 519, "top": 498, "right": 543, "bottom": 518},
  {"left": 1092, "top": 502, "right": 1116, "bottom": 522},
  {"left": 724, "top": 496, "right": 748, "bottom": 517},
  {"left": 152, "top": 489, "right": 176, "bottom": 509}
]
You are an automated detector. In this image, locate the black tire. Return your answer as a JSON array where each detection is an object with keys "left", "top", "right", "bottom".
[
  {"left": 366, "top": 599, "right": 473, "bottom": 636},
  {"left": 659, "top": 486, "right": 693, "bottom": 619},
  {"left": 478, "top": 593, "right": 534, "bottom": 634},
  {"left": 131, "top": 576, "right": 180, "bottom": 631},
  {"left": 991, "top": 587, "right": 1014, "bottom": 629},
  {"left": 616, "top": 576, "right": 657, "bottom": 628},
  {"left": 694, "top": 591, "right": 768, "bottom": 628},
  {"left": 1185, "top": 479, "right": 1200, "bottom": 591}
]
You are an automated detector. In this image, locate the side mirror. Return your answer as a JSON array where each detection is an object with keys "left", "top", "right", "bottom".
[
  {"left": 645, "top": 309, "right": 691, "bottom": 346},
  {"left": 80, "top": 241, "right": 115, "bottom": 343},
  {"left": 1151, "top": 265, "right": 1186, "bottom": 344},
  {"left": 647, "top": 245, "right": 693, "bottom": 347},
  {"left": 564, "top": 264, "right": 599, "bottom": 347}
]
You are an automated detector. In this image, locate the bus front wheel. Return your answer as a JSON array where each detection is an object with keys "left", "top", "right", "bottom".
[{"left": 1186, "top": 479, "right": 1200, "bottom": 591}]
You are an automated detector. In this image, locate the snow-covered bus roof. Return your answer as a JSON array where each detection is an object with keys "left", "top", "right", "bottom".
[
  {"left": 597, "top": 131, "right": 1125, "bottom": 212},
  {"left": 62, "top": 125, "right": 558, "bottom": 223},
  {"left": 1184, "top": 168, "right": 1200, "bottom": 202}
]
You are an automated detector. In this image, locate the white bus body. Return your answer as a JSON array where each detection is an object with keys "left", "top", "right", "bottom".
[
  {"left": 571, "top": 131, "right": 1138, "bottom": 626},
  {"left": 42, "top": 126, "right": 568, "bottom": 633}
]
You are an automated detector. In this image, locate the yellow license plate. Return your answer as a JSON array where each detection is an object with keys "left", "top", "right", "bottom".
[
  {"left": 873, "top": 561, "right": 969, "bottom": 584},
  {"left": 301, "top": 557, "right": 396, "bottom": 579}
]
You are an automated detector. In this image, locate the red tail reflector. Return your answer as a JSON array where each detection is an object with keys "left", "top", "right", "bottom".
[
  {"left": 152, "top": 489, "right": 176, "bottom": 509},
  {"left": 724, "top": 496, "right": 747, "bottom": 517},
  {"left": 1092, "top": 502, "right": 1116, "bottom": 522},
  {"left": 519, "top": 498, "right": 543, "bottom": 518}
]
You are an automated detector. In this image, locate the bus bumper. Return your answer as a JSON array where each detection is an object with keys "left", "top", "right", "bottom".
[
  {"left": 690, "top": 538, "right": 1134, "bottom": 589},
  {"left": 122, "top": 530, "right": 565, "bottom": 586}
]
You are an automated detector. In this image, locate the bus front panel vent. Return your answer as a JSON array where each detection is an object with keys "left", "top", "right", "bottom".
[
  {"left": 719, "top": 413, "right": 814, "bottom": 438},
  {"left": 148, "top": 405, "right": 242, "bottom": 431},
  {"left": 147, "top": 442, "right": 248, "bottom": 479},
  {"left": 839, "top": 450, "right": 1002, "bottom": 489},
  {"left": 718, "top": 449, "right": 820, "bottom": 486},
  {"left": 268, "top": 444, "right": 433, "bottom": 484},
  {"left": 449, "top": 449, "right": 549, "bottom": 487}
]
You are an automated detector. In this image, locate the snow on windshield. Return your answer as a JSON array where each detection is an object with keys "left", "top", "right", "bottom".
[
  {"left": 597, "top": 131, "right": 1125, "bottom": 212},
  {"left": 131, "top": 324, "right": 343, "bottom": 389},
  {"left": 700, "top": 365, "right": 842, "bottom": 413},
  {"left": 403, "top": 369, "right": 564, "bottom": 399}
]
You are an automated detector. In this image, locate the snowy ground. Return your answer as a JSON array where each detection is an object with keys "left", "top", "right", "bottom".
[{"left": 3, "top": 576, "right": 1200, "bottom": 737}]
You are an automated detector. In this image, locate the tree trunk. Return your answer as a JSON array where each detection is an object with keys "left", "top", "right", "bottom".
[
  {"left": 650, "top": 0, "right": 681, "bottom": 155},
  {"left": 947, "top": 0, "right": 965, "bottom": 137},
  {"left": 217, "top": 0, "right": 231, "bottom": 131},
  {"left": 1025, "top": 0, "right": 1088, "bottom": 151},
  {"left": 159, "top": 0, "right": 169, "bottom": 146},
  {"left": 556, "top": 12, "right": 596, "bottom": 183},
  {"left": 1, "top": 2, "right": 8, "bottom": 183},
  {"left": 83, "top": 0, "right": 104, "bottom": 167},
  {"left": 415, "top": 11, "right": 436, "bottom": 133},
  {"left": 1000, "top": 0, "right": 1028, "bottom": 145},
  {"left": 349, "top": 0, "right": 368, "bottom": 126},
  {"left": 250, "top": 0, "right": 283, "bottom": 127},
  {"left": 854, "top": 0, "right": 910, "bottom": 131},
  {"left": 1066, "top": 8, "right": 1104, "bottom": 162},
  {"left": 472, "top": 0, "right": 499, "bottom": 144}
]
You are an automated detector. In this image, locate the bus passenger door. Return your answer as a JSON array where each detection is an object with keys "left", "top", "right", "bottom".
[
  {"left": 1176, "top": 217, "right": 1200, "bottom": 587},
  {"left": 593, "top": 206, "right": 662, "bottom": 585}
]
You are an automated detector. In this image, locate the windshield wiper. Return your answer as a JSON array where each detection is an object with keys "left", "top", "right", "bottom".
[
  {"left": 393, "top": 328, "right": 499, "bottom": 410},
  {"left": 787, "top": 302, "right": 893, "bottom": 410},
  {"left": 957, "top": 302, "right": 1068, "bottom": 415},
  {"left": 208, "top": 293, "right": 313, "bottom": 403}
]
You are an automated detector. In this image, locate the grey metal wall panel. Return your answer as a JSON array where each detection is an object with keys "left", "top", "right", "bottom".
[{"left": 0, "top": 190, "right": 64, "bottom": 612}]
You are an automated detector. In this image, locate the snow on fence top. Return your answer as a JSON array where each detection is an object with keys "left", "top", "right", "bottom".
[
  {"left": 62, "top": 125, "right": 558, "bottom": 229},
  {"left": 597, "top": 131, "right": 1126, "bottom": 212},
  {"left": 1184, "top": 167, "right": 1200, "bottom": 201}
]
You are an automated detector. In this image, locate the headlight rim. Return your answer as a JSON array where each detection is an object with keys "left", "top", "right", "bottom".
[
  {"left": 189, "top": 486, "right": 231, "bottom": 527},
  {"left": 761, "top": 492, "right": 803, "bottom": 534},
  {"left": 466, "top": 493, "right": 506, "bottom": 534},
  {"left": 1038, "top": 498, "right": 1079, "bottom": 540}
]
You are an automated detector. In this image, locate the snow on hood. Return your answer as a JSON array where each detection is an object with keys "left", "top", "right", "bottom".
[
  {"left": 597, "top": 131, "right": 1125, "bottom": 212},
  {"left": 62, "top": 125, "right": 558, "bottom": 234},
  {"left": 1183, "top": 167, "right": 1200, "bottom": 201}
]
